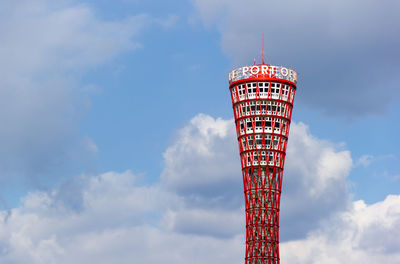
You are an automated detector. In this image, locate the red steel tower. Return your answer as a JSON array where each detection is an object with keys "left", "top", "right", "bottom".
[{"left": 228, "top": 63, "right": 297, "bottom": 264}]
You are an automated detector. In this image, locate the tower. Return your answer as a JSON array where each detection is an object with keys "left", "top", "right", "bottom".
[{"left": 228, "top": 63, "right": 297, "bottom": 263}]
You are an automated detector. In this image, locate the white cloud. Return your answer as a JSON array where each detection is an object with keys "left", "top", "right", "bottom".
[
  {"left": 0, "top": 114, "right": 398, "bottom": 263},
  {"left": 0, "top": 170, "right": 243, "bottom": 264},
  {"left": 286, "top": 122, "right": 352, "bottom": 197},
  {"left": 355, "top": 154, "right": 374, "bottom": 167},
  {"left": 281, "top": 122, "right": 352, "bottom": 240},
  {"left": 281, "top": 195, "right": 400, "bottom": 263},
  {"left": 0, "top": 168, "right": 399, "bottom": 263},
  {"left": 163, "top": 207, "right": 243, "bottom": 238},
  {"left": 161, "top": 114, "right": 241, "bottom": 200},
  {"left": 162, "top": 115, "right": 353, "bottom": 240}
]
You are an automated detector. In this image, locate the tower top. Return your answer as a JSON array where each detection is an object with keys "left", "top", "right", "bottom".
[{"left": 228, "top": 64, "right": 297, "bottom": 85}]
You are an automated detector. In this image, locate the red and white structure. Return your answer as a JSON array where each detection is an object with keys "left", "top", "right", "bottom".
[{"left": 229, "top": 63, "right": 297, "bottom": 264}]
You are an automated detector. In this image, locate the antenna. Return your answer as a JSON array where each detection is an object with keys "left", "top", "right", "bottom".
[{"left": 262, "top": 34, "right": 265, "bottom": 64}]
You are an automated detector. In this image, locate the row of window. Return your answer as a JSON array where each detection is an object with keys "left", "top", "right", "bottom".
[
  {"left": 231, "top": 82, "right": 295, "bottom": 102},
  {"left": 238, "top": 117, "right": 288, "bottom": 135},
  {"left": 240, "top": 134, "right": 286, "bottom": 150},
  {"left": 242, "top": 151, "right": 283, "bottom": 167},
  {"left": 245, "top": 166, "right": 279, "bottom": 175},
  {"left": 234, "top": 100, "right": 292, "bottom": 118},
  {"left": 237, "top": 82, "right": 291, "bottom": 95}
]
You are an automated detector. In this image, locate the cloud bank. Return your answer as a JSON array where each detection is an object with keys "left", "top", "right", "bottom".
[{"left": 0, "top": 114, "right": 398, "bottom": 263}]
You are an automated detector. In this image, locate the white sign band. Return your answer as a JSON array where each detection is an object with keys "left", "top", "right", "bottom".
[{"left": 229, "top": 65, "right": 297, "bottom": 84}]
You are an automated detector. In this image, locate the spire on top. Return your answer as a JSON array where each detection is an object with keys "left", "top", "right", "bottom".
[{"left": 262, "top": 34, "right": 265, "bottom": 65}]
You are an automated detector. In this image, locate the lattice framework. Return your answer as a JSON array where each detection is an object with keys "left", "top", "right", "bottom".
[{"left": 229, "top": 73, "right": 297, "bottom": 264}]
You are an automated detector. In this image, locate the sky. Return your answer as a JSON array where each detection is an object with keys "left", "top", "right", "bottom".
[{"left": 0, "top": 0, "right": 400, "bottom": 263}]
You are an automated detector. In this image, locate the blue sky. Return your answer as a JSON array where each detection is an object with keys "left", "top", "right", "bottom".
[{"left": 1, "top": 0, "right": 400, "bottom": 263}]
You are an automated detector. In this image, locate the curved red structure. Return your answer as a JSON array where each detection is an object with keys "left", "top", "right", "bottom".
[{"left": 228, "top": 64, "right": 297, "bottom": 264}]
